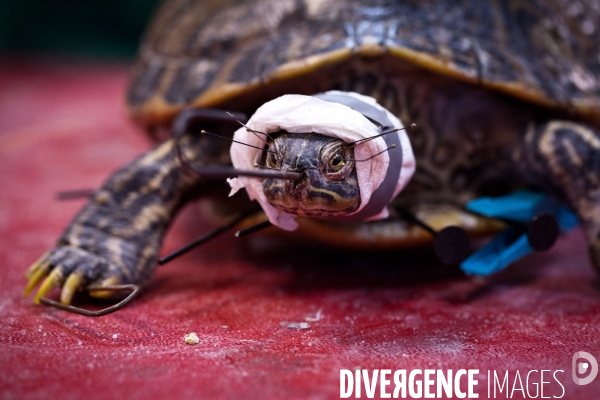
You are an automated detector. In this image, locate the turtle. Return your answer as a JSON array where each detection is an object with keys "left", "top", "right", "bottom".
[{"left": 24, "top": 0, "right": 600, "bottom": 308}]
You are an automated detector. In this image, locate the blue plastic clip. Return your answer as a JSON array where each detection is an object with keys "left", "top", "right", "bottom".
[{"left": 460, "top": 190, "right": 578, "bottom": 276}]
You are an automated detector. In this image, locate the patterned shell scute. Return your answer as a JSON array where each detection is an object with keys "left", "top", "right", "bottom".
[{"left": 127, "top": 0, "right": 600, "bottom": 123}]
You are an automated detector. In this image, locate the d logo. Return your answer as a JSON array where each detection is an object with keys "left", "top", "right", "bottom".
[{"left": 572, "top": 351, "right": 598, "bottom": 385}]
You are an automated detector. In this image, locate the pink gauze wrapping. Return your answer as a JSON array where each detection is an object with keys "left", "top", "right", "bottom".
[{"left": 227, "top": 91, "right": 415, "bottom": 231}]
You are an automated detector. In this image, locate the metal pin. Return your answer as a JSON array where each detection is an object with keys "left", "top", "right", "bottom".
[
  {"left": 397, "top": 208, "right": 471, "bottom": 265},
  {"left": 188, "top": 165, "right": 302, "bottom": 180}
]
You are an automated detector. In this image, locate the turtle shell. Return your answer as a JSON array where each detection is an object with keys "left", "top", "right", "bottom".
[
  {"left": 126, "top": 0, "right": 599, "bottom": 250},
  {"left": 127, "top": 0, "right": 600, "bottom": 128}
]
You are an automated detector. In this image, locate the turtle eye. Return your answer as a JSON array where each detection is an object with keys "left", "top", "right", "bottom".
[
  {"left": 322, "top": 144, "right": 353, "bottom": 180},
  {"left": 266, "top": 148, "right": 280, "bottom": 168},
  {"left": 328, "top": 152, "right": 346, "bottom": 172}
]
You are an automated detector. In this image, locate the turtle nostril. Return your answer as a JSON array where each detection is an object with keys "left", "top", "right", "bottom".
[{"left": 289, "top": 170, "right": 308, "bottom": 189}]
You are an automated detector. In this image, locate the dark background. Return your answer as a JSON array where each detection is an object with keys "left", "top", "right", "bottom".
[{"left": 0, "top": 0, "right": 162, "bottom": 57}]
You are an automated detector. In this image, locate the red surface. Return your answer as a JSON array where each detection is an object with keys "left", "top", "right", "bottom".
[{"left": 1, "top": 59, "right": 600, "bottom": 400}]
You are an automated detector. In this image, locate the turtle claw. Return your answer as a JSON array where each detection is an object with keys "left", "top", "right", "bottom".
[
  {"left": 88, "top": 276, "right": 120, "bottom": 299},
  {"left": 60, "top": 271, "right": 84, "bottom": 304},
  {"left": 24, "top": 246, "right": 124, "bottom": 306},
  {"left": 24, "top": 252, "right": 50, "bottom": 280},
  {"left": 34, "top": 267, "right": 64, "bottom": 304},
  {"left": 23, "top": 259, "right": 51, "bottom": 297}
]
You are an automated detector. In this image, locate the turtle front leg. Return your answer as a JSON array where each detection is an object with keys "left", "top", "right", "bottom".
[
  {"left": 514, "top": 120, "right": 600, "bottom": 271},
  {"left": 24, "top": 132, "right": 226, "bottom": 305}
]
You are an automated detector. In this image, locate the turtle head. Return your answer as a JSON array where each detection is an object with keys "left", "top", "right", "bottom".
[{"left": 261, "top": 132, "right": 360, "bottom": 217}]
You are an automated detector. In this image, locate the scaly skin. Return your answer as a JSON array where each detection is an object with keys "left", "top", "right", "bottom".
[
  {"left": 262, "top": 132, "right": 360, "bottom": 218},
  {"left": 24, "top": 132, "right": 228, "bottom": 304},
  {"left": 514, "top": 121, "right": 600, "bottom": 274}
]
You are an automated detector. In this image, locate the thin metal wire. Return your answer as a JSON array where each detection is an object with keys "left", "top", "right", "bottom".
[
  {"left": 173, "top": 112, "right": 301, "bottom": 181},
  {"left": 347, "top": 123, "right": 416, "bottom": 147},
  {"left": 39, "top": 284, "right": 140, "bottom": 317},
  {"left": 226, "top": 112, "right": 274, "bottom": 142},
  {"left": 343, "top": 144, "right": 396, "bottom": 162},
  {"left": 200, "top": 130, "right": 276, "bottom": 154},
  {"left": 235, "top": 220, "right": 272, "bottom": 237},
  {"left": 158, "top": 210, "right": 256, "bottom": 265}
]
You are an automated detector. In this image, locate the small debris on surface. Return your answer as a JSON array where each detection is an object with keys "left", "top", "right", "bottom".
[
  {"left": 280, "top": 321, "right": 311, "bottom": 330},
  {"left": 305, "top": 308, "right": 323, "bottom": 322},
  {"left": 221, "top": 326, "right": 228, "bottom": 330},
  {"left": 112, "top": 334, "right": 118, "bottom": 339},
  {"left": 184, "top": 332, "right": 200, "bottom": 345}
]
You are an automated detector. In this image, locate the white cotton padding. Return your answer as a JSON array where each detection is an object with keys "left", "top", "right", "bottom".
[{"left": 227, "top": 91, "right": 415, "bottom": 230}]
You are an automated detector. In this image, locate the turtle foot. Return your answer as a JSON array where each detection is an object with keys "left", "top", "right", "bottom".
[{"left": 24, "top": 246, "right": 129, "bottom": 305}]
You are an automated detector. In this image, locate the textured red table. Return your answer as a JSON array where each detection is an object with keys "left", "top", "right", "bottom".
[{"left": 1, "top": 59, "right": 599, "bottom": 400}]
